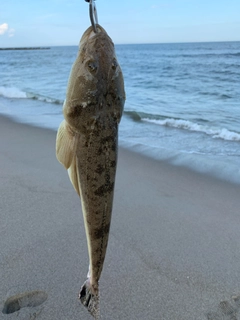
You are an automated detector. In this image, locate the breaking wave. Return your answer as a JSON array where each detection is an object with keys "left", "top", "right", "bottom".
[
  {"left": 143, "top": 118, "right": 240, "bottom": 141},
  {"left": 0, "top": 86, "right": 27, "bottom": 99},
  {"left": 124, "top": 110, "right": 240, "bottom": 142},
  {"left": 0, "top": 86, "right": 63, "bottom": 105}
]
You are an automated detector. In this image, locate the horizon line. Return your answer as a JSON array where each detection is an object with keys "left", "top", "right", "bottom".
[{"left": 1, "top": 39, "right": 240, "bottom": 49}]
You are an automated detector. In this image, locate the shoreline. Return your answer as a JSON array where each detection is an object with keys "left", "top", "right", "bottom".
[
  {"left": 1, "top": 114, "right": 240, "bottom": 319},
  {"left": 1, "top": 112, "right": 240, "bottom": 187}
]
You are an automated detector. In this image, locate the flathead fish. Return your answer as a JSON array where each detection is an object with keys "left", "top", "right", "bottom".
[{"left": 56, "top": 24, "right": 125, "bottom": 318}]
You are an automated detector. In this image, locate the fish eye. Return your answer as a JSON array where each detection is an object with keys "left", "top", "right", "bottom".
[
  {"left": 87, "top": 61, "right": 98, "bottom": 73},
  {"left": 112, "top": 59, "right": 118, "bottom": 70}
]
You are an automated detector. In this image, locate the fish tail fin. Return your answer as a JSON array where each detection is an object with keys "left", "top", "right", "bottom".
[{"left": 79, "top": 279, "right": 100, "bottom": 319}]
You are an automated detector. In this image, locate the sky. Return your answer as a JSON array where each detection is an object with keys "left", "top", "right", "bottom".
[{"left": 1, "top": 0, "right": 240, "bottom": 47}]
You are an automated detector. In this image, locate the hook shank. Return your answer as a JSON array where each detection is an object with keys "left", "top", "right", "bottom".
[{"left": 85, "top": 0, "right": 98, "bottom": 33}]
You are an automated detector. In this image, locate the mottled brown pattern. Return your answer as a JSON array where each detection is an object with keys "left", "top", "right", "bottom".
[
  {"left": 94, "top": 182, "right": 114, "bottom": 197},
  {"left": 95, "top": 164, "right": 105, "bottom": 175},
  {"left": 97, "top": 147, "right": 103, "bottom": 155},
  {"left": 66, "top": 104, "right": 83, "bottom": 119},
  {"left": 56, "top": 24, "right": 125, "bottom": 319},
  {"left": 110, "top": 160, "right": 116, "bottom": 168},
  {"left": 93, "top": 222, "right": 111, "bottom": 240}
]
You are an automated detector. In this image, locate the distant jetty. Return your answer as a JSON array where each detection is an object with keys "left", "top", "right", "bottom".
[{"left": 0, "top": 47, "right": 50, "bottom": 51}]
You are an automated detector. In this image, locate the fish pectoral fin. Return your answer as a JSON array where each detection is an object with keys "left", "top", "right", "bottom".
[
  {"left": 56, "top": 121, "right": 81, "bottom": 197},
  {"left": 67, "top": 156, "right": 81, "bottom": 196},
  {"left": 56, "top": 120, "right": 77, "bottom": 169}
]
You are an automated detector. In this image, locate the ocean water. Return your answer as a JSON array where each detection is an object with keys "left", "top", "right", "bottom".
[{"left": 0, "top": 41, "right": 240, "bottom": 183}]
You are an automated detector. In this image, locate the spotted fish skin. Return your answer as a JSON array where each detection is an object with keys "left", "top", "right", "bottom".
[{"left": 56, "top": 24, "right": 125, "bottom": 318}]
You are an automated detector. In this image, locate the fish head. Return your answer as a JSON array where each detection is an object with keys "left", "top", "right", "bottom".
[{"left": 64, "top": 25, "right": 125, "bottom": 132}]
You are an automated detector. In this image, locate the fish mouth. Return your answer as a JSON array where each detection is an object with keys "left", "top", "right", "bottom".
[
  {"left": 89, "top": 24, "right": 106, "bottom": 38},
  {"left": 79, "top": 24, "right": 108, "bottom": 45}
]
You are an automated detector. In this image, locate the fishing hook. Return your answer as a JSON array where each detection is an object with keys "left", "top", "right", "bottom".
[{"left": 85, "top": 0, "right": 98, "bottom": 33}]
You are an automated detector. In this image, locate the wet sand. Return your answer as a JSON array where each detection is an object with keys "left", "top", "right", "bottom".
[{"left": 1, "top": 115, "right": 240, "bottom": 320}]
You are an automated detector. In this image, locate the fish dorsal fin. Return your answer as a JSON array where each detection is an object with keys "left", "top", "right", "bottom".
[{"left": 56, "top": 120, "right": 77, "bottom": 169}]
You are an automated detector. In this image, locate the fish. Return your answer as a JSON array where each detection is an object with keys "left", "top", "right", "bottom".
[{"left": 56, "top": 24, "right": 125, "bottom": 319}]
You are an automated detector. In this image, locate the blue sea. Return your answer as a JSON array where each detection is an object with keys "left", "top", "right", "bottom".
[{"left": 0, "top": 41, "right": 240, "bottom": 183}]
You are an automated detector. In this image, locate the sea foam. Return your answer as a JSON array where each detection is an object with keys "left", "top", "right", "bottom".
[
  {"left": 143, "top": 118, "right": 240, "bottom": 142},
  {"left": 0, "top": 86, "right": 27, "bottom": 99},
  {"left": 0, "top": 86, "right": 62, "bottom": 105}
]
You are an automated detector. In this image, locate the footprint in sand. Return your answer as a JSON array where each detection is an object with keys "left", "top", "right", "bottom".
[
  {"left": 207, "top": 295, "right": 240, "bottom": 320},
  {"left": 2, "top": 290, "right": 48, "bottom": 315}
]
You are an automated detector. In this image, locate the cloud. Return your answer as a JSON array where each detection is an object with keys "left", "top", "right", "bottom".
[
  {"left": 0, "top": 23, "right": 15, "bottom": 37},
  {"left": 0, "top": 23, "right": 8, "bottom": 35}
]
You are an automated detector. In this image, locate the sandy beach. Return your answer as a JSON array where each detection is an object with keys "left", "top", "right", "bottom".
[{"left": 1, "top": 114, "right": 240, "bottom": 320}]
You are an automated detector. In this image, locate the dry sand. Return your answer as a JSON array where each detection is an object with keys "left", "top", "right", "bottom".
[{"left": 1, "top": 115, "right": 240, "bottom": 320}]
